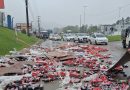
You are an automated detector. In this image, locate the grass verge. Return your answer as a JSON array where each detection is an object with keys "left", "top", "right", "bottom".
[
  {"left": 107, "top": 35, "right": 121, "bottom": 42},
  {"left": 0, "top": 27, "right": 39, "bottom": 55}
]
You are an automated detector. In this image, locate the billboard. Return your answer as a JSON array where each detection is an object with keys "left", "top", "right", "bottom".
[
  {"left": 0, "top": 0, "right": 4, "bottom": 9},
  {"left": 7, "top": 15, "right": 12, "bottom": 29}
]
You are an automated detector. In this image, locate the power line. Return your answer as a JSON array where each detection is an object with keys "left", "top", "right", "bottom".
[
  {"left": 22, "top": 0, "right": 37, "bottom": 21},
  {"left": 28, "top": 1, "right": 35, "bottom": 21}
]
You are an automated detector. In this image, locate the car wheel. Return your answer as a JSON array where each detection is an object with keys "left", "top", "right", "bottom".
[{"left": 105, "top": 43, "right": 108, "bottom": 45}]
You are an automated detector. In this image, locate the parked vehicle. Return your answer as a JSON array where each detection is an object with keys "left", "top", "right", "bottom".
[
  {"left": 63, "top": 34, "right": 76, "bottom": 41},
  {"left": 49, "top": 34, "right": 61, "bottom": 41},
  {"left": 88, "top": 33, "right": 108, "bottom": 45},
  {"left": 36, "top": 31, "right": 49, "bottom": 39},
  {"left": 74, "top": 33, "right": 89, "bottom": 43}
]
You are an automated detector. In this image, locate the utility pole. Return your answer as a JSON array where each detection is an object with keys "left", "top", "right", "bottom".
[
  {"left": 38, "top": 16, "right": 41, "bottom": 34},
  {"left": 25, "top": 0, "right": 30, "bottom": 36}
]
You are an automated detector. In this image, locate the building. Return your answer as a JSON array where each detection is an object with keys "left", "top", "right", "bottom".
[
  {"left": 100, "top": 17, "right": 130, "bottom": 35},
  {"left": 16, "top": 23, "right": 32, "bottom": 33},
  {"left": 114, "top": 17, "right": 130, "bottom": 35},
  {"left": 100, "top": 25, "right": 114, "bottom": 35}
]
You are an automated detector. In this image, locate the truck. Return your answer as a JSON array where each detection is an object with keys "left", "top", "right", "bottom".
[
  {"left": 36, "top": 30, "right": 52, "bottom": 39},
  {"left": 121, "top": 27, "right": 130, "bottom": 48}
]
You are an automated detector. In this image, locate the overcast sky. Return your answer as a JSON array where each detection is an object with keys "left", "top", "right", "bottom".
[{"left": 3, "top": 0, "right": 130, "bottom": 29}]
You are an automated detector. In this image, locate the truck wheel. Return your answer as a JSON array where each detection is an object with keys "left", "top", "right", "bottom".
[{"left": 122, "top": 40, "right": 126, "bottom": 48}]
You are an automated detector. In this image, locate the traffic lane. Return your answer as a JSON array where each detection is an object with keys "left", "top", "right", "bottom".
[{"left": 41, "top": 40, "right": 126, "bottom": 62}]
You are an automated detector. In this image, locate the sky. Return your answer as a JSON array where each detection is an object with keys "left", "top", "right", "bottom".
[{"left": 2, "top": 0, "right": 130, "bottom": 29}]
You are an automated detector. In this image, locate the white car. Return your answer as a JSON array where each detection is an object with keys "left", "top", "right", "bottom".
[
  {"left": 74, "top": 33, "right": 89, "bottom": 43},
  {"left": 49, "top": 34, "right": 61, "bottom": 41},
  {"left": 88, "top": 33, "right": 108, "bottom": 45},
  {"left": 63, "top": 34, "right": 76, "bottom": 41}
]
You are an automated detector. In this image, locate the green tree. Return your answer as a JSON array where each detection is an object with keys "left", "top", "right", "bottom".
[
  {"left": 80, "top": 25, "right": 88, "bottom": 33},
  {"left": 62, "top": 25, "right": 80, "bottom": 33},
  {"left": 87, "top": 25, "right": 98, "bottom": 33}
]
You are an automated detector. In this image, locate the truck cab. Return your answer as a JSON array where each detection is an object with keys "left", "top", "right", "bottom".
[{"left": 121, "top": 27, "right": 130, "bottom": 48}]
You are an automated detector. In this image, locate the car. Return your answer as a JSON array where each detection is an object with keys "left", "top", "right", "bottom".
[
  {"left": 53, "top": 34, "right": 62, "bottom": 41},
  {"left": 49, "top": 34, "right": 61, "bottom": 41},
  {"left": 63, "top": 34, "right": 76, "bottom": 41},
  {"left": 74, "top": 33, "right": 89, "bottom": 43},
  {"left": 88, "top": 33, "right": 108, "bottom": 45},
  {"left": 49, "top": 34, "right": 54, "bottom": 40}
]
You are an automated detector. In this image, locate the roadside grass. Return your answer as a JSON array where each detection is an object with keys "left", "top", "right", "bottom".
[
  {"left": 0, "top": 27, "right": 39, "bottom": 55},
  {"left": 107, "top": 35, "right": 121, "bottom": 42}
]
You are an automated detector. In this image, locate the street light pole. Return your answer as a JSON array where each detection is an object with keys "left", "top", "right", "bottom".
[
  {"left": 25, "top": 0, "right": 30, "bottom": 36},
  {"left": 83, "top": 6, "right": 87, "bottom": 32},
  {"left": 80, "top": 15, "right": 82, "bottom": 32}
]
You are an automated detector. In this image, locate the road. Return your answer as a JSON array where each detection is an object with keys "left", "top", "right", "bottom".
[{"left": 42, "top": 40, "right": 130, "bottom": 90}]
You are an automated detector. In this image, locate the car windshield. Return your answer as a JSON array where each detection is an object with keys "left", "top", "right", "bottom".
[{"left": 96, "top": 34, "right": 105, "bottom": 37}]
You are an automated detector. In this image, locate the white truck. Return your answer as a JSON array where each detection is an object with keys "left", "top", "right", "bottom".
[{"left": 121, "top": 27, "right": 130, "bottom": 48}]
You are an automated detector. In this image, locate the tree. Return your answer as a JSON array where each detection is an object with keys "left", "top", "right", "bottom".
[
  {"left": 53, "top": 27, "right": 62, "bottom": 34},
  {"left": 87, "top": 25, "right": 98, "bottom": 33},
  {"left": 80, "top": 25, "right": 88, "bottom": 33},
  {"left": 62, "top": 25, "right": 80, "bottom": 33}
]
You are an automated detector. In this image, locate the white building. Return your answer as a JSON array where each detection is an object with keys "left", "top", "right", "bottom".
[
  {"left": 100, "top": 17, "right": 130, "bottom": 35},
  {"left": 100, "top": 25, "right": 114, "bottom": 35},
  {"left": 114, "top": 17, "right": 130, "bottom": 35}
]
